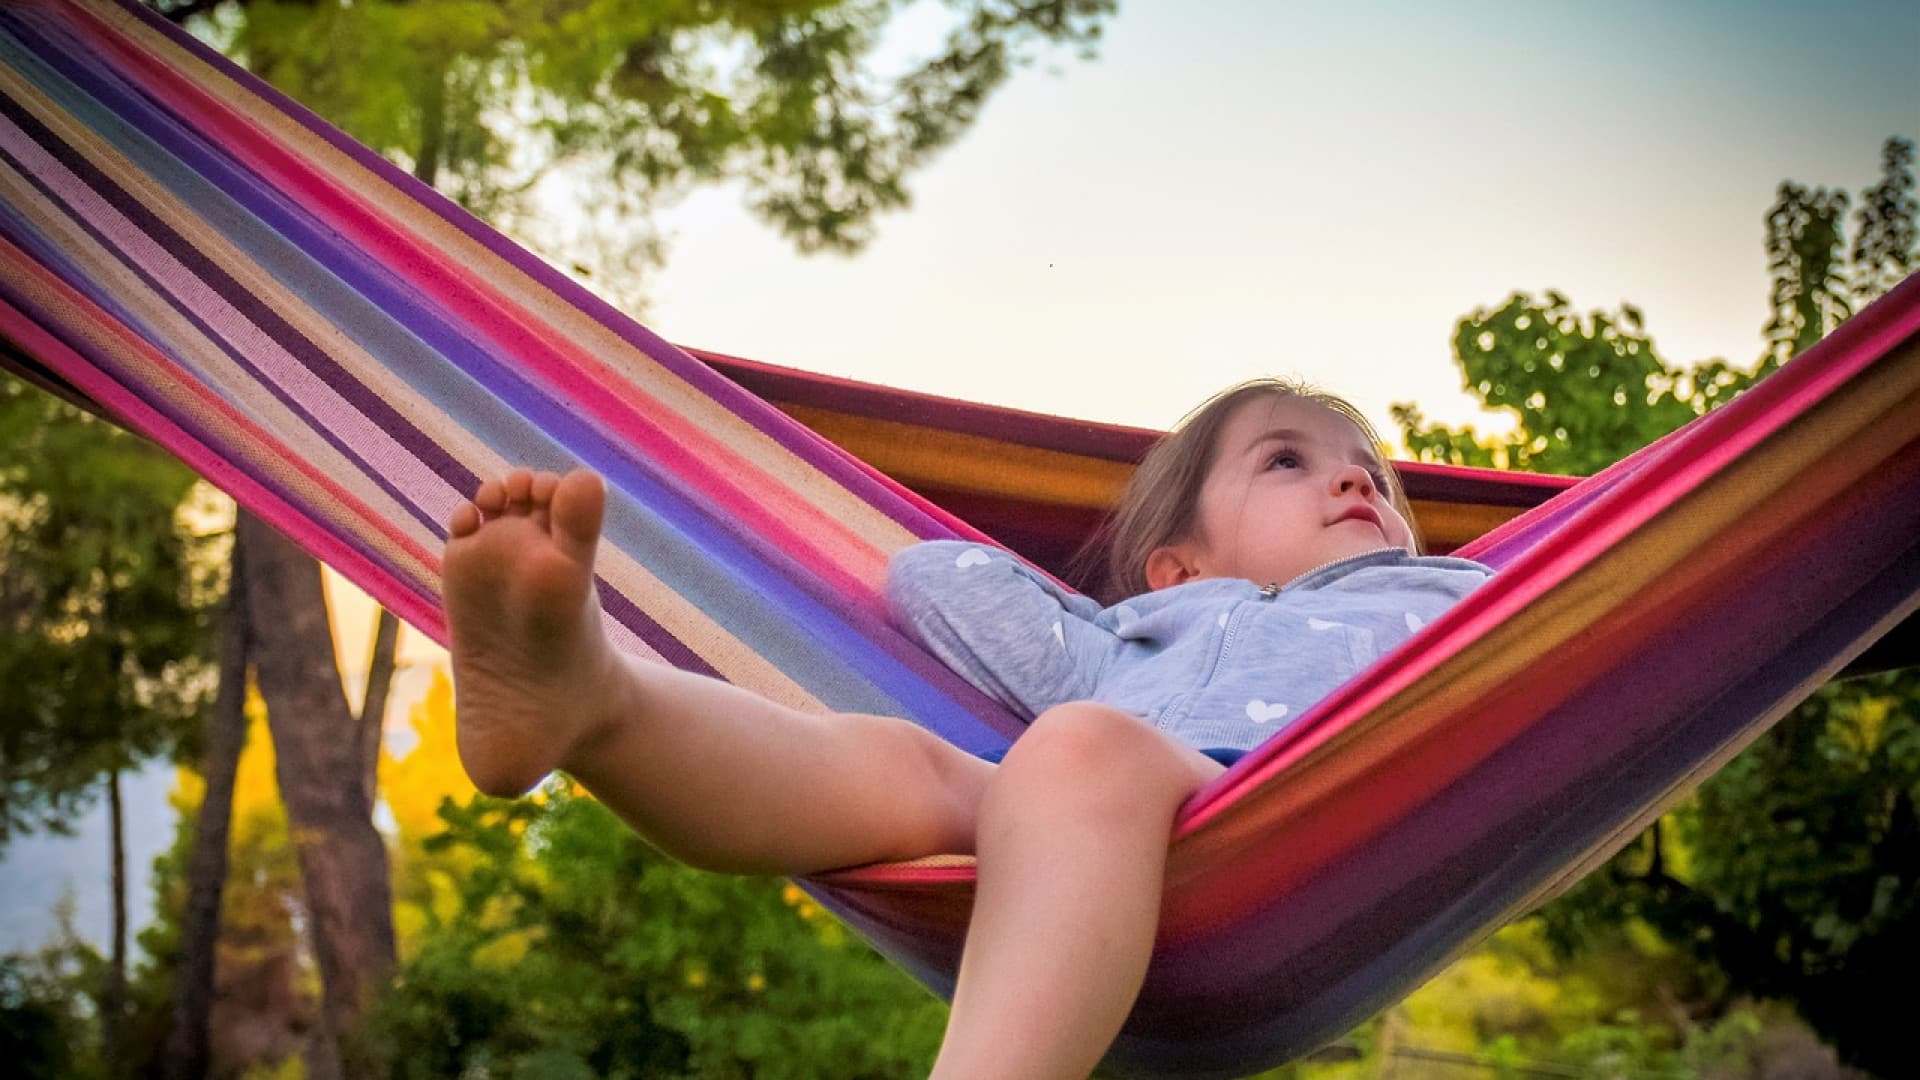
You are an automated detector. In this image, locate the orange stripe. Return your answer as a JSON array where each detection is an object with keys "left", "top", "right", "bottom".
[
  {"left": 1164, "top": 336, "right": 1920, "bottom": 928},
  {"left": 783, "top": 405, "right": 1135, "bottom": 508},
  {"left": 782, "top": 404, "right": 1525, "bottom": 550}
]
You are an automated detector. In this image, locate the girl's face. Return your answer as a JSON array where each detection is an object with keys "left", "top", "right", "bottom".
[{"left": 1147, "top": 395, "right": 1416, "bottom": 590}]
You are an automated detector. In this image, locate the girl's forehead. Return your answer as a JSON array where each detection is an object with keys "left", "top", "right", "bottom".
[{"left": 1217, "top": 395, "right": 1369, "bottom": 455}]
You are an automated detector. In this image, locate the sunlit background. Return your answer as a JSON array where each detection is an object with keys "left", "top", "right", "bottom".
[{"left": 5, "top": 0, "right": 1915, "bottom": 962}]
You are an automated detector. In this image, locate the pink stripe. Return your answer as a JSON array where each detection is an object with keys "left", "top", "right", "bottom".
[
  {"left": 1462, "top": 278, "right": 1920, "bottom": 563},
  {"left": 80, "top": 11, "right": 895, "bottom": 603},
  {"left": 0, "top": 245, "right": 448, "bottom": 642},
  {"left": 0, "top": 108, "right": 466, "bottom": 528},
  {"left": 1187, "top": 275, "right": 1920, "bottom": 828}
]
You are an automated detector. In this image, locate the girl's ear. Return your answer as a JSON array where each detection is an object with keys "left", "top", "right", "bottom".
[{"left": 1144, "top": 543, "right": 1201, "bottom": 592}]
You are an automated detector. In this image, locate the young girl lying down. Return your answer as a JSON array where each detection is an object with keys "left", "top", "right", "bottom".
[{"left": 442, "top": 378, "right": 1492, "bottom": 1079}]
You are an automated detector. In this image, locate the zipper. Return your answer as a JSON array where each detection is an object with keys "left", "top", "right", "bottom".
[{"left": 1262, "top": 546, "right": 1406, "bottom": 597}]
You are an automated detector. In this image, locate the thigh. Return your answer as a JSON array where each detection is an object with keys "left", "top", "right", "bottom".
[{"left": 808, "top": 710, "right": 999, "bottom": 859}]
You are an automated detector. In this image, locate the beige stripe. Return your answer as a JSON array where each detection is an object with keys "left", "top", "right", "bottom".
[
  {"left": 1, "top": 67, "right": 819, "bottom": 704},
  {"left": 0, "top": 146, "right": 426, "bottom": 590},
  {"left": 86, "top": 0, "right": 916, "bottom": 563},
  {"left": 0, "top": 65, "right": 453, "bottom": 542},
  {"left": 2, "top": 147, "right": 809, "bottom": 702}
]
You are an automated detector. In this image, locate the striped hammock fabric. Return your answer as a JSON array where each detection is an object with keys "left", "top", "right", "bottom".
[
  {"left": 3, "top": 2, "right": 1917, "bottom": 1076},
  {"left": 684, "top": 345, "right": 1581, "bottom": 575}
]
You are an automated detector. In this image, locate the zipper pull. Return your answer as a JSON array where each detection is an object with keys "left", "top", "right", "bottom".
[{"left": 1259, "top": 583, "right": 1280, "bottom": 599}]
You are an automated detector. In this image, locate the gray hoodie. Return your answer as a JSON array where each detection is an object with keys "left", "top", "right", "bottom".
[{"left": 887, "top": 541, "right": 1494, "bottom": 753}]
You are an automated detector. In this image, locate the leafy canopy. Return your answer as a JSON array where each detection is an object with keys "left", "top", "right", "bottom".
[
  {"left": 1394, "top": 136, "right": 1917, "bottom": 1077},
  {"left": 167, "top": 0, "right": 1115, "bottom": 304},
  {"left": 0, "top": 375, "right": 223, "bottom": 848}
]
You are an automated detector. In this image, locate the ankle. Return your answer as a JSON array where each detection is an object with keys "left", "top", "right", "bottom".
[{"left": 555, "top": 650, "right": 646, "bottom": 779}]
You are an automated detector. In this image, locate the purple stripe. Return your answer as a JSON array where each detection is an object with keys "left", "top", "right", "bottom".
[
  {"left": 10, "top": 6, "right": 1014, "bottom": 742},
  {"left": 597, "top": 581, "right": 721, "bottom": 680},
  {"left": 1112, "top": 437, "right": 1920, "bottom": 1074},
  {"left": 0, "top": 55, "right": 456, "bottom": 538},
  {"left": 1, "top": 16, "right": 479, "bottom": 514},
  {"left": 695, "top": 348, "right": 1164, "bottom": 461},
  {"left": 105, "top": 0, "right": 960, "bottom": 543},
  {"left": 0, "top": 259, "right": 424, "bottom": 600},
  {"left": 37, "top": 2, "right": 1004, "bottom": 723}
]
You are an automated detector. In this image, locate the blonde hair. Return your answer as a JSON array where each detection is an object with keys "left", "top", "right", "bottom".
[{"left": 1074, "top": 379, "right": 1422, "bottom": 603}]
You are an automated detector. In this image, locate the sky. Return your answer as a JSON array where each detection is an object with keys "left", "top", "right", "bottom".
[
  {"left": 4, "top": 0, "right": 1916, "bottom": 953},
  {"left": 638, "top": 0, "right": 1919, "bottom": 440}
]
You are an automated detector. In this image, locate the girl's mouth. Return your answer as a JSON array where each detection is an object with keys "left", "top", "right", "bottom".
[{"left": 1333, "top": 506, "right": 1383, "bottom": 532}]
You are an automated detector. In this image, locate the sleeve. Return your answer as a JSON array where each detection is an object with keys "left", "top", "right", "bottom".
[{"left": 886, "top": 540, "right": 1122, "bottom": 721}]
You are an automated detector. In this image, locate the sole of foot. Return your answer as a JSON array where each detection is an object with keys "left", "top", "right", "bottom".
[{"left": 442, "top": 467, "right": 617, "bottom": 797}]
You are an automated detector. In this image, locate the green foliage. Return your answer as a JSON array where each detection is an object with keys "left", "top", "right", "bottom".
[
  {"left": 1393, "top": 292, "right": 1710, "bottom": 477},
  {"left": 362, "top": 785, "right": 946, "bottom": 1078},
  {"left": 1851, "top": 138, "right": 1919, "bottom": 305},
  {"left": 0, "top": 374, "right": 223, "bottom": 848},
  {"left": 0, "top": 944, "right": 106, "bottom": 1080},
  {"left": 178, "top": 0, "right": 1114, "bottom": 303},
  {"left": 1397, "top": 137, "right": 1918, "bottom": 1077}
]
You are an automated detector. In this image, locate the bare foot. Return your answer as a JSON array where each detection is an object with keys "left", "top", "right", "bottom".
[{"left": 443, "top": 467, "right": 627, "bottom": 797}]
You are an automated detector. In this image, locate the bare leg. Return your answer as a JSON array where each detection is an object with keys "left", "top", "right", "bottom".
[
  {"left": 446, "top": 469, "right": 1218, "bottom": 1075},
  {"left": 931, "top": 703, "right": 1224, "bottom": 1080},
  {"left": 443, "top": 468, "right": 991, "bottom": 874}
]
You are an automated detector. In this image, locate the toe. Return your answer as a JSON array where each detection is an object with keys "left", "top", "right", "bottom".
[
  {"left": 551, "top": 469, "right": 607, "bottom": 558},
  {"left": 448, "top": 501, "right": 481, "bottom": 538},
  {"left": 505, "top": 469, "right": 535, "bottom": 510},
  {"left": 473, "top": 477, "right": 507, "bottom": 515},
  {"left": 529, "top": 472, "right": 558, "bottom": 530}
]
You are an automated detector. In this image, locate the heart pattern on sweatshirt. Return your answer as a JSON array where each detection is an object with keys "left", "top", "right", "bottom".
[
  {"left": 1245, "top": 699, "right": 1290, "bottom": 724},
  {"left": 954, "top": 547, "right": 991, "bottom": 569}
]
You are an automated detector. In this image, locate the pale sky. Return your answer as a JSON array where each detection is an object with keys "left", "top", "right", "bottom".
[
  {"left": 6, "top": 0, "right": 1916, "bottom": 952},
  {"left": 356, "top": 0, "right": 1918, "bottom": 781},
  {"left": 639, "top": 0, "right": 1919, "bottom": 440}
]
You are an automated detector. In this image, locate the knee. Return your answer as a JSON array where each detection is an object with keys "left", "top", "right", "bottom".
[{"left": 990, "top": 702, "right": 1193, "bottom": 814}]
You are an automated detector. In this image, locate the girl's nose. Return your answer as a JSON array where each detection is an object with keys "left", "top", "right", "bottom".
[{"left": 1331, "top": 464, "right": 1376, "bottom": 497}]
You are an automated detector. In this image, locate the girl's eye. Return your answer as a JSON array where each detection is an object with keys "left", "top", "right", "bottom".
[{"left": 1266, "top": 450, "right": 1302, "bottom": 470}]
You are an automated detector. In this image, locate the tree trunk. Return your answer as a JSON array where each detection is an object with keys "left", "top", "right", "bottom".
[
  {"left": 164, "top": 528, "right": 253, "bottom": 1080},
  {"left": 357, "top": 608, "right": 399, "bottom": 816},
  {"left": 237, "top": 510, "right": 395, "bottom": 1080},
  {"left": 102, "top": 765, "right": 127, "bottom": 1079},
  {"left": 414, "top": 60, "right": 447, "bottom": 190}
]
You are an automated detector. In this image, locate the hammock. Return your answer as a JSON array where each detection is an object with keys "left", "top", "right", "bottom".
[{"left": 3, "top": 2, "right": 1917, "bottom": 1075}]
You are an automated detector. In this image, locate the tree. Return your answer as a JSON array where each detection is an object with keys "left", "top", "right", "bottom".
[
  {"left": 231, "top": 510, "right": 399, "bottom": 1080},
  {"left": 0, "top": 374, "right": 222, "bottom": 1077},
  {"left": 1395, "top": 136, "right": 1917, "bottom": 1078},
  {"left": 156, "top": 0, "right": 1117, "bottom": 307},
  {"left": 0, "top": 922, "right": 109, "bottom": 1080},
  {"left": 137, "top": 695, "right": 336, "bottom": 1079},
  {"left": 362, "top": 784, "right": 949, "bottom": 1078},
  {"left": 132, "top": 4, "right": 1110, "bottom": 1068},
  {"left": 160, "top": 524, "right": 250, "bottom": 1080}
]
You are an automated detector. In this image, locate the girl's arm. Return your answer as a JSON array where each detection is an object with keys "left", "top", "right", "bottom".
[{"left": 887, "top": 540, "right": 1122, "bottom": 720}]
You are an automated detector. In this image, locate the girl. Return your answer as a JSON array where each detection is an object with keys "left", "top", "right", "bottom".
[{"left": 442, "top": 378, "right": 1493, "bottom": 1079}]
